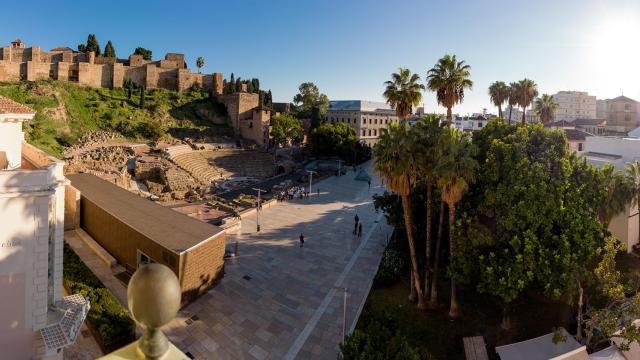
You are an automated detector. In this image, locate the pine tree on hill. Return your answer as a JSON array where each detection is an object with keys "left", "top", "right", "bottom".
[{"left": 104, "top": 40, "right": 116, "bottom": 58}]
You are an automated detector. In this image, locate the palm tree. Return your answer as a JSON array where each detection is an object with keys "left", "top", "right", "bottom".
[
  {"left": 435, "top": 128, "right": 478, "bottom": 317},
  {"left": 534, "top": 94, "right": 558, "bottom": 124},
  {"left": 598, "top": 164, "right": 634, "bottom": 226},
  {"left": 383, "top": 68, "right": 425, "bottom": 121},
  {"left": 410, "top": 115, "right": 444, "bottom": 303},
  {"left": 507, "top": 82, "right": 519, "bottom": 125},
  {"left": 426, "top": 55, "right": 473, "bottom": 127},
  {"left": 488, "top": 81, "right": 509, "bottom": 118},
  {"left": 373, "top": 122, "right": 427, "bottom": 309},
  {"left": 196, "top": 56, "right": 205, "bottom": 74},
  {"left": 516, "top": 79, "right": 538, "bottom": 125},
  {"left": 626, "top": 161, "right": 640, "bottom": 245}
]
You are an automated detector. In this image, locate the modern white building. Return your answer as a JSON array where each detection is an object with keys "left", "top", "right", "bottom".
[
  {"left": 325, "top": 100, "right": 398, "bottom": 145},
  {"left": 453, "top": 114, "right": 493, "bottom": 132},
  {"left": 0, "top": 95, "right": 88, "bottom": 359},
  {"left": 552, "top": 91, "right": 597, "bottom": 122},
  {"left": 584, "top": 136, "right": 640, "bottom": 253}
]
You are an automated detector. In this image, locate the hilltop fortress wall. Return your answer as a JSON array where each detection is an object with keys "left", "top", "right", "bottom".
[{"left": 0, "top": 42, "right": 223, "bottom": 94}]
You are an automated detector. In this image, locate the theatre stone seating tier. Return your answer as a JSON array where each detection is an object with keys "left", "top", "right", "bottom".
[{"left": 169, "top": 149, "right": 275, "bottom": 185}]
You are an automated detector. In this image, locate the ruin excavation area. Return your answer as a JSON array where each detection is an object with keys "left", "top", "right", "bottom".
[{"left": 62, "top": 131, "right": 324, "bottom": 230}]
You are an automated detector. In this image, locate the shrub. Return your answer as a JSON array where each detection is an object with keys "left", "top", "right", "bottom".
[
  {"left": 63, "top": 244, "right": 135, "bottom": 352},
  {"left": 374, "top": 248, "right": 404, "bottom": 287}
]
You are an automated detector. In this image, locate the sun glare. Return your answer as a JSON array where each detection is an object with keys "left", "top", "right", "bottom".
[{"left": 587, "top": 14, "right": 640, "bottom": 94}]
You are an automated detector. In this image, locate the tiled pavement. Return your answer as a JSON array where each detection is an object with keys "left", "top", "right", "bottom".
[
  {"left": 66, "top": 161, "right": 391, "bottom": 359},
  {"left": 164, "top": 161, "right": 391, "bottom": 359}
]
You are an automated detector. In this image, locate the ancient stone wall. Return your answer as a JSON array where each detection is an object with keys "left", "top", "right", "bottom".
[
  {"left": 0, "top": 43, "right": 218, "bottom": 93},
  {"left": 220, "top": 92, "right": 260, "bottom": 132}
]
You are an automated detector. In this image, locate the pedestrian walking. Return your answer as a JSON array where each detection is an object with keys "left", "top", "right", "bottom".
[
  {"left": 353, "top": 214, "right": 359, "bottom": 234},
  {"left": 358, "top": 223, "right": 362, "bottom": 237},
  {"left": 299, "top": 233, "right": 305, "bottom": 248},
  {"left": 368, "top": 179, "right": 371, "bottom": 189}
]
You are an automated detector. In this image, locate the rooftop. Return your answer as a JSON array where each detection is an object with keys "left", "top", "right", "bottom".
[
  {"left": 66, "top": 173, "right": 224, "bottom": 253},
  {"left": 0, "top": 95, "right": 36, "bottom": 115},
  {"left": 328, "top": 100, "right": 394, "bottom": 113},
  {"left": 563, "top": 129, "right": 592, "bottom": 141}
]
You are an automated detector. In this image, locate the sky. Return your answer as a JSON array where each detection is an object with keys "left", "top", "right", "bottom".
[{"left": 2, "top": 0, "right": 639, "bottom": 114}]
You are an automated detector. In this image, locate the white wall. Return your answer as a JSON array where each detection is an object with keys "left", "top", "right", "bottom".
[{"left": 0, "top": 121, "right": 25, "bottom": 169}]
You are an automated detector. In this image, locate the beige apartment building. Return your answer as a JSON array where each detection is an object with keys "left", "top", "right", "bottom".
[
  {"left": 601, "top": 95, "right": 640, "bottom": 134},
  {"left": 325, "top": 100, "right": 398, "bottom": 145},
  {"left": 552, "top": 91, "right": 596, "bottom": 121}
]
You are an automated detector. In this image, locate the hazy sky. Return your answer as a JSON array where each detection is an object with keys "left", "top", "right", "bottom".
[{"left": 2, "top": 0, "right": 639, "bottom": 114}]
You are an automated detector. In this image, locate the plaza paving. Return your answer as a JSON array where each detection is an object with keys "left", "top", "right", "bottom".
[{"left": 67, "top": 161, "right": 391, "bottom": 359}]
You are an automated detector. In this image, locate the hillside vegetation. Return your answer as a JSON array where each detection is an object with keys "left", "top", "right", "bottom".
[{"left": 0, "top": 81, "right": 231, "bottom": 157}]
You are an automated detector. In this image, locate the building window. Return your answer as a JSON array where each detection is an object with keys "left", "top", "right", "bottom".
[
  {"left": 362, "top": 129, "right": 366, "bottom": 136},
  {"left": 578, "top": 143, "right": 583, "bottom": 151},
  {"left": 368, "top": 129, "right": 371, "bottom": 136},
  {"left": 373, "top": 129, "right": 377, "bottom": 136},
  {"left": 369, "top": 119, "right": 372, "bottom": 124}
]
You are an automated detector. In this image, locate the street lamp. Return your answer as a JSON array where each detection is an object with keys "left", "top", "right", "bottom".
[
  {"left": 306, "top": 170, "right": 316, "bottom": 195},
  {"left": 252, "top": 188, "right": 266, "bottom": 232}
]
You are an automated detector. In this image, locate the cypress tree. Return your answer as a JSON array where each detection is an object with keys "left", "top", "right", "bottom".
[
  {"left": 235, "top": 77, "right": 242, "bottom": 92},
  {"left": 86, "top": 34, "right": 101, "bottom": 56},
  {"left": 247, "top": 81, "right": 254, "bottom": 94},
  {"left": 139, "top": 87, "right": 145, "bottom": 109},
  {"left": 104, "top": 40, "right": 116, "bottom": 58},
  {"left": 229, "top": 73, "right": 235, "bottom": 92}
]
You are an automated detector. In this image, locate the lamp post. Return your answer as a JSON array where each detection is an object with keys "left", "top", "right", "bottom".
[
  {"left": 306, "top": 170, "right": 316, "bottom": 195},
  {"left": 252, "top": 188, "right": 266, "bottom": 232}
]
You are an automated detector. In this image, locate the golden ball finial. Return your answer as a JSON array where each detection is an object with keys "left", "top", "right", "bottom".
[{"left": 128, "top": 263, "right": 181, "bottom": 359}]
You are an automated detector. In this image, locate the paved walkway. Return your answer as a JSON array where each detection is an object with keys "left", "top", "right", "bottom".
[
  {"left": 165, "top": 161, "right": 390, "bottom": 359},
  {"left": 65, "top": 161, "right": 390, "bottom": 359}
]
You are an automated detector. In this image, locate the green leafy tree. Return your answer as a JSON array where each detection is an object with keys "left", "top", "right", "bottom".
[
  {"left": 308, "top": 122, "right": 366, "bottom": 161},
  {"left": 383, "top": 68, "right": 425, "bottom": 121},
  {"left": 293, "top": 82, "right": 329, "bottom": 116},
  {"left": 455, "top": 122, "right": 606, "bottom": 328},
  {"left": 515, "top": 78, "right": 538, "bottom": 124},
  {"left": 196, "top": 56, "right": 204, "bottom": 73},
  {"left": 435, "top": 128, "right": 477, "bottom": 317},
  {"left": 585, "top": 237, "right": 640, "bottom": 351},
  {"left": 134, "top": 47, "right": 152, "bottom": 60},
  {"left": 270, "top": 114, "right": 303, "bottom": 148},
  {"left": 103, "top": 40, "right": 116, "bottom": 58},
  {"left": 374, "top": 123, "right": 427, "bottom": 309},
  {"left": 534, "top": 94, "right": 558, "bottom": 124},
  {"left": 123, "top": 78, "right": 135, "bottom": 100},
  {"left": 488, "top": 81, "right": 509, "bottom": 118},
  {"left": 426, "top": 54, "right": 473, "bottom": 126}
]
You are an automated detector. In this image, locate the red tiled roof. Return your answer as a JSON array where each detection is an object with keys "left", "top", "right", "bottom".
[{"left": 0, "top": 95, "right": 36, "bottom": 115}]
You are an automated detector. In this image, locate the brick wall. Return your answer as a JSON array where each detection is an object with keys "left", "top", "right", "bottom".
[{"left": 179, "top": 232, "right": 226, "bottom": 304}]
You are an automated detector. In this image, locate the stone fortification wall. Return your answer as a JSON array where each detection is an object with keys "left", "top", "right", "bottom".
[{"left": 0, "top": 43, "right": 223, "bottom": 95}]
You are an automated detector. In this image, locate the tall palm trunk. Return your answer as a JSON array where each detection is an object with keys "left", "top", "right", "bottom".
[
  {"left": 424, "top": 183, "right": 433, "bottom": 303},
  {"left": 508, "top": 106, "right": 513, "bottom": 125},
  {"left": 430, "top": 200, "right": 445, "bottom": 307},
  {"left": 400, "top": 193, "right": 426, "bottom": 309},
  {"left": 446, "top": 107, "right": 452, "bottom": 127},
  {"left": 521, "top": 105, "right": 526, "bottom": 125},
  {"left": 448, "top": 202, "right": 459, "bottom": 317},
  {"left": 498, "top": 105, "right": 503, "bottom": 119}
]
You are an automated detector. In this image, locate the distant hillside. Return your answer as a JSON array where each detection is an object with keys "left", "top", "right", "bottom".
[{"left": 0, "top": 81, "right": 231, "bottom": 157}]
